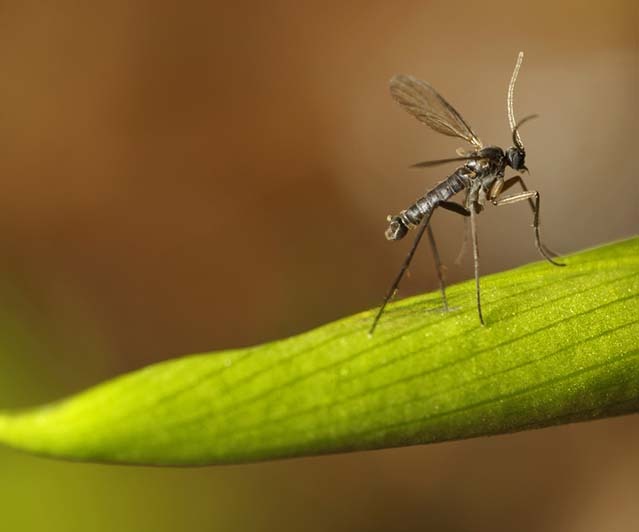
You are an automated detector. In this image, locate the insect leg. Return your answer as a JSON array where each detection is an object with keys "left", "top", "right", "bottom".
[
  {"left": 470, "top": 203, "right": 485, "bottom": 325},
  {"left": 454, "top": 218, "right": 470, "bottom": 264},
  {"left": 439, "top": 201, "right": 471, "bottom": 217},
  {"left": 426, "top": 201, "right": 472, "bottom": 312},
  {"left": 497, "top": 176, "right": 563, "bottom": 262},
  {"left": 369, "top": 215, "right": 431, "bottom": 335},
  {"left": 492, "top": 186, "right": 564, "bottom": 266},
  {"left": 437, "top": 201, "right": 472, "bottom": 264},
  {"left": 426, "top": 225, "right": 448, "bottom": 311}
]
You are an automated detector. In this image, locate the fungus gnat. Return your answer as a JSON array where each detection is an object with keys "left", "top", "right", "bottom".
[{"left": 370, "top": 52, "right": 564, "bottom": 335}]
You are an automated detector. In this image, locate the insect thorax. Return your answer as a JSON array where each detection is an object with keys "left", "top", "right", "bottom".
[{"left": 466, "top": 146, "right": 506, "bottom": 177}]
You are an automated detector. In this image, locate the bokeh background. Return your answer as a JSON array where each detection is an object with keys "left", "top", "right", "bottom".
[{"left": 0, "top": 1, "right": 637, "bottom": 530}]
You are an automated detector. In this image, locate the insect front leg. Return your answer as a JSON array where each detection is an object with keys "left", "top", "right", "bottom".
[
  {"left": 488, "top": 176, "right": 505, "bottom": 201},
  {"left": 497, "top": 176, "right": 562, "bottom": 260},
  {"left": 492, "top": 181, "right": 564, "bottom": 267}
]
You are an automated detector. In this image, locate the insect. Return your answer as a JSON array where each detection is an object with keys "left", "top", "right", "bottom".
[{"left": 370, "top": 52, "right": 564, "bottom": 335}]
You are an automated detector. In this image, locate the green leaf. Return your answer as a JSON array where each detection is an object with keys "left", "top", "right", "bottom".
[{"left": 0, "top": 238, "right": 637, "bottom": 466}]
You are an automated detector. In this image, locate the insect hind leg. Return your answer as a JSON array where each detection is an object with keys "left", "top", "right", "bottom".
[
  {"left": 428, "top": 201, "right": 472, "bottom": 312},
  {"left": 370, "top": 202, "right": 471, "bottom": 335},
  {"left": 369, "top": 217, "right": 431, "bottom": 335},
  {"left": 426, "top": 225, "right": 449, "bottom": 312}
]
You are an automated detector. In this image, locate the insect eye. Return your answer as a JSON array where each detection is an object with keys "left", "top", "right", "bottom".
[{"left": 507, "top": 148, "right": 525, "bottom": 170}]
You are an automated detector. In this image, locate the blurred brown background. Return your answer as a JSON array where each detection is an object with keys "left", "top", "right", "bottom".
[{"left": 0, "top": 1, "right": 637, "bottom": 531}]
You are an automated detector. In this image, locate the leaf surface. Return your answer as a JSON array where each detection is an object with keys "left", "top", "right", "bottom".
[{"left": 0, "top": 238, "right": 637, "bottom": 466}]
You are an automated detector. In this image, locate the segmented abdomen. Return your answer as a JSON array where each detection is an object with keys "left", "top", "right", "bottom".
[
  {"left": 385, "top": 168, "right": 469, "bottom": 241},
  {"left": 401, "top": 169, "right": 468, "bottom": 226}
]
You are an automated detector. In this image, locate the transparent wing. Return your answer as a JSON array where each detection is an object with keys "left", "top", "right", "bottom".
[{"left": 390, "top": 74, "right": 483, "bottom": 148}]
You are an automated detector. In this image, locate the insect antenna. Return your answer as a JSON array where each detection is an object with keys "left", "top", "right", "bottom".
[
  {"left": 511, "top": 114, "right": 538, "bottom": 147},
  {"left": 507, "top": 51, "right": 525, "bottom": 148}
]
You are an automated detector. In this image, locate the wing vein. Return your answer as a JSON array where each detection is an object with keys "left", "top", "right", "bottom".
[{"left": 390, "top": 74, "right": 482, "bottom": 148}]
